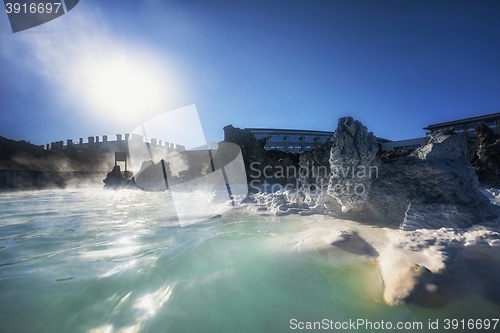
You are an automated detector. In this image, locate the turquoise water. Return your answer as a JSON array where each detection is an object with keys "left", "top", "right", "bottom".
[{"left": 0, "top": 189, "right": 499, "bottom": 333}]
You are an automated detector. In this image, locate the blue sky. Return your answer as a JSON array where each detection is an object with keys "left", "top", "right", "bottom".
[{"left": 1, "top": 0, "right": 499, "bottom": 146}]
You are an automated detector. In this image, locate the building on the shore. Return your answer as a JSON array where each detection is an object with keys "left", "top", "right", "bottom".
[
  {"left": 424, "top": 112, "right": 500, "bottom": 136},
  {"left": 246, "top": 128, "right": 333, "bottom": 153},
  {"left": 245, "top": 113, "right": 500, "bottom": 153},
  {"left": 380, "top": 112, "right": 500, "bottom": 151},
  {"left": 246, "top": 128, "right": 391, "bottom": 153},
  {"left": 380, "top": 137, "right": 428, "bottom": 151}
]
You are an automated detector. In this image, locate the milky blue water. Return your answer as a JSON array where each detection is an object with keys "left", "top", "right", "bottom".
[{"left": 0, "top": 189, "right": 499, "bottom": 333}]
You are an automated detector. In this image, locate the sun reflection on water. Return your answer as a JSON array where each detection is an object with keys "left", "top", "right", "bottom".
[
  {"left": 88, "top": 285, "right": 173, "bottom": 333},
  {"left": 134, "top": 285, "right": 173, "bottom": 321}
]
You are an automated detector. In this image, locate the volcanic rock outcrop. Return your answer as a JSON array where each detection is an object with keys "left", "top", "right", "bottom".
[
  {"left": 223, "top": 125, "right": 300, "bottom": 190},
  {"left": 103, "top": 165, "right": 127, "bottom": 189},
  {"left": 299, "top": 137, "right": 333, "bottom": 195},
  {"left": 295, "top": 119, "right": 500, "bottom": 229},
  {"left": 471, "top": 123, "right": 500, "bottom": 187},
  {"left": 327, "top": 117, "right": 380, "bottom": 212},
  {"left": 227, "top": 118, "right": 500, "bottom": 230}
]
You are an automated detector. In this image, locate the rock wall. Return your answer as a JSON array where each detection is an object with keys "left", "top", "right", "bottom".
[
  {"left": 364, "top": 130, "right": 498, "bottom": 229},
  {"left": 298, "top": 137, "right": 333, "bottom": 194},
  {"left": 223, "top": 125, "right": 300, "bottom": 191},
  {"left": 471, "top": 123, "right": 500, "bottom": 187},
  {"left": 295, "top": 118, "right": 500, "bottom": 229},
  {"left": 225, "top": 119, "right": 499, "bottom": 230}
]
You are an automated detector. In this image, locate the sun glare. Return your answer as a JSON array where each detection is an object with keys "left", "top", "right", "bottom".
[
  {"left": 93, "top": 58, "right": 158, "bottom": 112},
  {"left": 75, "top": 48, "right": 180, "bottom": 125}
]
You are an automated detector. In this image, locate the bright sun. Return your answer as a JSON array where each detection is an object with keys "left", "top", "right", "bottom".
[{"left": 76, "top": 48, "right": 177, "bottom": 124}]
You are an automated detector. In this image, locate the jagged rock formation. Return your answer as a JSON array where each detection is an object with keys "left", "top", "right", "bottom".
[
  {"left": 471, "top": 123, "right": 500, "bottom": 187},
  {"left": 270, "top": 118, "right": 500, "bottom": 230},
  {"left": 379, "top": 149, "right": 413, "bottom": 160},
  {"left": 357, "top": 129, "right": 497, "bottom": 229},
  {"left": 299, "top": 138, "right": 333, "bottom": 194},
  {"left": 327, "top": 117, "right": 380, "bottom": 212},
  {"left": 223, "top": 125, "right": 300, "bottom": 190},
  {"left": 253, "top": 189, "right": 308, "bottom": 215},
  {"left": 412, "top": 129, "right": 467, "bottom": 160},
  {"left": 103, "top": 165, "right": 127, "bottom": 189}
]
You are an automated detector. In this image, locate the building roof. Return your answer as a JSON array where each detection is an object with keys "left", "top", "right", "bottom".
[
  {"left": 424, "top": 112, "right": 500, "bottom": 130},
  {"left": 244, "top": 128, "right": 335, "bottom": 136},
  {"left": 244, "top": 127, "right": 392, "bottom": 143}
]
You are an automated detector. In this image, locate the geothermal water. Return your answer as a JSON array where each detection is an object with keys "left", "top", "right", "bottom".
[{"left": 0, "top": 189, "right": 499, "bottom": 333}]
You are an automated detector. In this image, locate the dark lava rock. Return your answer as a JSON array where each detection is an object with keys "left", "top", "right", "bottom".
[
  {"left": 299, "top": 137, "right": 333, "bottom": 193},
  {"left": 471, "top": 123, "right": 500, "bottom": 187},
  {"left": 223, "top": 125, "right": 300, "bottom": 191},
  {"left": 103, "top": 165, "right": 126, "bottom": 189},
  {"left": 297, "top": 119, "right": 500, "bottom": 229},
  {"left": 380, "top": 149, "right": 413, "bottom": 160}
]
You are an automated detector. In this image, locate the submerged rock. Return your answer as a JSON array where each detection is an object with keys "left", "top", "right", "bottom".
[
  {"left": 382, "top": 262, "right": 454, "bottom": 308},
  {"left": 331, "top": 230, "right": 378, "bottom": 256}
]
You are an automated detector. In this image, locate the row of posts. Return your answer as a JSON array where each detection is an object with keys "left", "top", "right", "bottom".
[
  {"left": 47, "top": 134, "right": 130, "bottom": 153},
  {"left": 46, "top": 134, "right": 185, "bottom": 153}
]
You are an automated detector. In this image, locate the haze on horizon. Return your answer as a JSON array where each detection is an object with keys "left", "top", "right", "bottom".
[{"left": 0, "top": 0, "right": 499, "bottom": 146}]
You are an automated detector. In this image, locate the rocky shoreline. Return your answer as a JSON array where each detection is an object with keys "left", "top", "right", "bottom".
[
  {"left": 227, "top": 117, "right": 500, "bottom": 228},
  {"left": 225, "top": 117, "right": 500, "bottom": 307}
]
